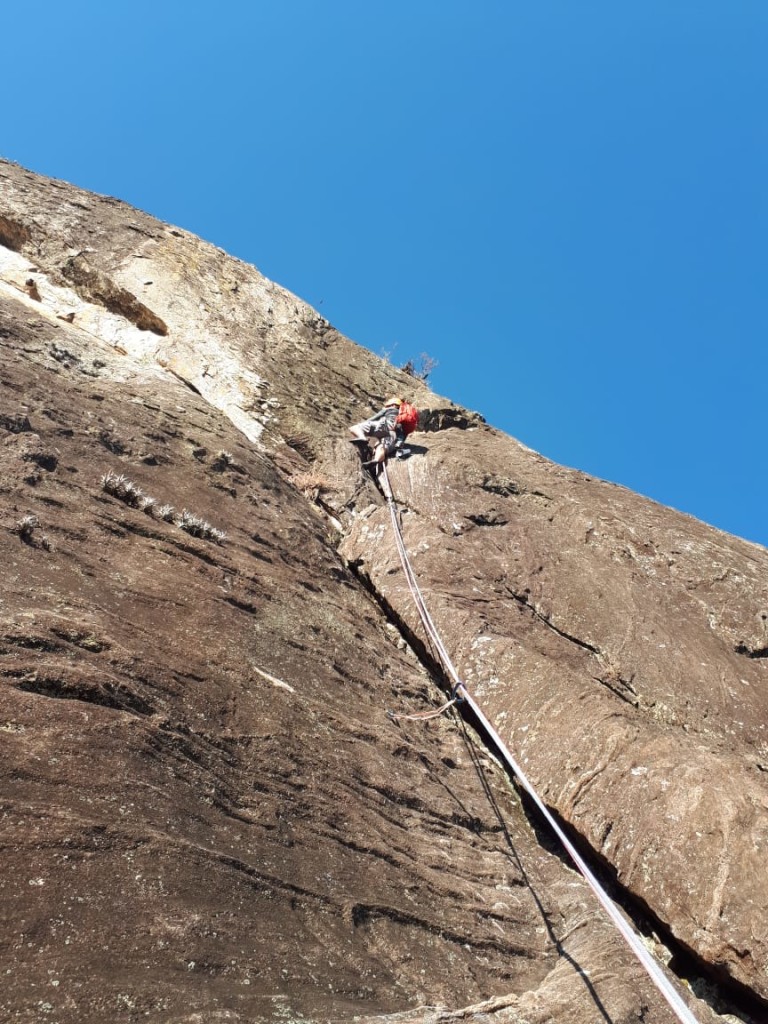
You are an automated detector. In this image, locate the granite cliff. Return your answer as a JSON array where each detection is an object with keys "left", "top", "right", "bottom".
[{"left": 1, "top": 159, "right": 766, "bottom": 1024}]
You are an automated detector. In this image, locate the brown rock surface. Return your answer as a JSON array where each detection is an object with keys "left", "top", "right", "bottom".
[
  {"left": 0, "top": 159, "right": 760, "bottom": 1023},
  {"left": 341, "top": 427, "right": 768, "bottom": 998}
]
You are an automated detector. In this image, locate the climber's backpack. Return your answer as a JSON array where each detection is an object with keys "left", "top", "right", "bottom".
[{"left": 395, "top": 401, "right": 419, "bottom": 435}]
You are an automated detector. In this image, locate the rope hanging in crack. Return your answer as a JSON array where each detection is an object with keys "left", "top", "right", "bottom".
[
  {"left": 377, "top": 462, "right": 701, "bottom": 1024},
  {"left": 386, "top": 696, "right": 459, "bottom": 722},
  {"left": 387, "top": 684, "right": 466, "bottom": 723}
]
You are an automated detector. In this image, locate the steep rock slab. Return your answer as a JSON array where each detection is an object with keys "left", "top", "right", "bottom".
[
  {"left": 0, "top": 296, "right": 711, "bottom": 1024},
  {"left": 341, "top": 423, "right": 768, "bottom": 1006},
  {"left": 0, "top": 159, "right": 733, "bottom": 1024}
]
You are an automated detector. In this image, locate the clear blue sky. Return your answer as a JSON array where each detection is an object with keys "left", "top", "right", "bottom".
[{"left": 3, "top": 2, "right": 767, "bottom": 545}]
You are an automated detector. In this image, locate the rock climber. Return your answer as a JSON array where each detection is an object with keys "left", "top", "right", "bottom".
[{"left": 348, "top": 396, "right": 419, "bottom": 464}]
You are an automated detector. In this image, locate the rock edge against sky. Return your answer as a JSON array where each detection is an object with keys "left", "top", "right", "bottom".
[{"left": 1, "top": 159, "right": 766, "bottom": 1024}]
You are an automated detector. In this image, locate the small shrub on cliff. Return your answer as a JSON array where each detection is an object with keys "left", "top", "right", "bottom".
[
  {"left": 401, "top": 352, "right": 438, "bottom": 383},
  {"left": 211, "top": 450, "right": 234, "bottom": 471},
  {"left": 292, "top": 471, "right": 330, "bottom": 502}
]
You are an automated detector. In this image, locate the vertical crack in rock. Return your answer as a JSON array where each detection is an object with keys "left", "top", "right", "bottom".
[{"left": 343, "top": 557, "right": 768, "bottom": 1024}]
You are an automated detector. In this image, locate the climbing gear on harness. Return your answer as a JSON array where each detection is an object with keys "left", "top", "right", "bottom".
[{"left": 377, "top": 461, "right": 701, "bottom": 1024}]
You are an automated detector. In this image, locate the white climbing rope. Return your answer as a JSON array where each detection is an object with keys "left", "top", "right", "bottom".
[{"left": 378, "top": 463, "right": 701, "bottom": 1024}]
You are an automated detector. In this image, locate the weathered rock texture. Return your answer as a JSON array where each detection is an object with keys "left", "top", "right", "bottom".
[{"left": 0, "top": 159, "right": 764, "bottom": 1024}]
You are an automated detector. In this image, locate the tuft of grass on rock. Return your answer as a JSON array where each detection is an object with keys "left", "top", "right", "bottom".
[
  {"left": 178, "top": 509, "right": 226, "bottom": 545},
  {"left": 212, "top": 450, "right": 233, "bottom": 470},
  {"left": 101, "top": 470, "right": 226, "bottom": 544},
  {"left": 13, "top": 514, "right": 53, "bottom": 551},
  {"left": 15, "top": 514, "right": 39, "bottom": 540},
  {"left": 101, "top": 471, "right": 144, "bottom": 507}
]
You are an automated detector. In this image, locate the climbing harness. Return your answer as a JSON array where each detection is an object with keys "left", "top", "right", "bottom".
[{"left": 377, "top": 462, "right": 701, "bottom": 1024}]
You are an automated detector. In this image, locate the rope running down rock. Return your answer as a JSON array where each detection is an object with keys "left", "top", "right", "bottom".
[{"left": 378, "top": 462, "right": 701, "bottom": 1024}]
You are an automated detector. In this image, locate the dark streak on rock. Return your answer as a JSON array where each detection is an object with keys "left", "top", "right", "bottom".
[
  {"left": 12, "top": 675, "right": 153, "bottom": 716},
  {"left": 349, "top": 901, "right": 538, "bottom": 959},
  {"left": 735, "top": 643, "right": 768, "bottom": 660},
  {"left": 465, "top": 512, "right": 509, "bottom": 528},
  {"left": 506, "top": 588, "right": 600, "bottom": 656},
  {"left": 61, "top": 254, "right": 168, "bottom": 335},
  {"left": 222, "top": 595, "right": 260, "bottom": 615}
]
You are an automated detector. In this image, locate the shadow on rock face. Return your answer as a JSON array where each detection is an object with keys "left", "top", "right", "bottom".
[{"left": 395, "top": 443, "right": 429, "bottom": 459}]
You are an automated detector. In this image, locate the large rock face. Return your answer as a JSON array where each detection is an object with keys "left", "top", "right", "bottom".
[{"left": 1, "top": 159, "right": 765, "bottom": 1024}]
